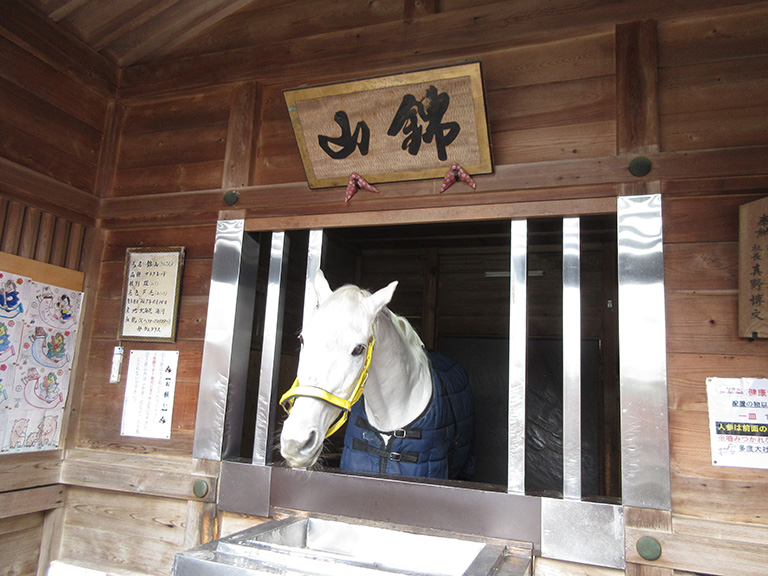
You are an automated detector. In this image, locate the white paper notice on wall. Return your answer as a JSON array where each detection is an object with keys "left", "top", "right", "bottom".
[
  {"left": 120, "top": 350, "right": 179, "bottom": 440},
  {"left": 706, "top": 377, "right": 768, "bottom": 469}
]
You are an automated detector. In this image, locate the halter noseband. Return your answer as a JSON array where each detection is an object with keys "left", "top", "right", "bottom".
[{"left": 279, "top": 336, "right": 375, "bottom": 438}]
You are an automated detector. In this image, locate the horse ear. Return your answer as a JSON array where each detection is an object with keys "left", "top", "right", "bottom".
[
  {"left": 367, "top": 280, "right": 398, "bottom": 315},
  {"left": 312, "top": 269, "right": 333, "bottom": 306}
]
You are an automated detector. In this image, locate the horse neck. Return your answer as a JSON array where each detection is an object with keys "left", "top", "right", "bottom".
[{"left": 363, "top": 309, "right": 432, "bottom": 432}]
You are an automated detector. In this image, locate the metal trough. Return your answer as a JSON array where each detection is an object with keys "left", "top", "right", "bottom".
[{"left": 172, "top": 514, "right": 532, "bottom": 576}]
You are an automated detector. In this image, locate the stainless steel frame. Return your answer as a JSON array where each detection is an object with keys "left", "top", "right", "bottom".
[
  {"left": 617, "top": 194, "right": 672, "bottom": 510},
  {"left": 193, "top": 220, "right": 259, "bottom": 461},
  {"left": 195, "top": 194, "right": 671, "bottom": 571}
]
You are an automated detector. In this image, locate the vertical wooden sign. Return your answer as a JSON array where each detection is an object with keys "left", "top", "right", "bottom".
[{"left": 739, "top": 196, "right": 768, "bottom": 338}]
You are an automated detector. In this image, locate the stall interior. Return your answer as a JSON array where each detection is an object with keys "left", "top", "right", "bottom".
[{"left": 235, "top": 215, "right": 620, "bottom": 501}]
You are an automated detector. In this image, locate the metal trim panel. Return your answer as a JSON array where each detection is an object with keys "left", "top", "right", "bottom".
[
  {"left": 253, "top": 232, "right": 290, "bottom": 465},
  {"left": 219, "top": 461, "right": 273, "bottom": 517},
  {"left": 193, "top": 220, "right": 259, "bottom": 460},
  {"left": 562, "top": 218, "right": 582, "bottom": 500},
  {"left": 508, "top": 219, "right": 528, "bottom": 494},
  {"left": 617, "top": 194, "right": 672, "bottom": 510},
  {"left": 541, "top": 498, "right": 624, "bottom": 569},
  {"left": 269, "top": 466, "right": 543, "bottom": 551}
]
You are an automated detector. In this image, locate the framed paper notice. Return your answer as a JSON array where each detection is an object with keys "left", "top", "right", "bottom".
[{"left": 118, "top": 247, "right": 184, "bottom": 342}]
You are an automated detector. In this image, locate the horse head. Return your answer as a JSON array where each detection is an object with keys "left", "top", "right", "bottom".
[{"left": 279, "top": 270, "right": 397, "bottom": 468}]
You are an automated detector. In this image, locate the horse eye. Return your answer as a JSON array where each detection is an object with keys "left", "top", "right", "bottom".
[{"left": 351, "top": 344, "right": 366, "bottom": 356}]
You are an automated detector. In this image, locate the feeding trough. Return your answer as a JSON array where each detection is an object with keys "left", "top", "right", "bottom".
[{"left": 172, "top": 514, "right": 532, "bottom": 576}]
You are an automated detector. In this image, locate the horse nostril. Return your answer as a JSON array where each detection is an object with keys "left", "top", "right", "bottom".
[{"left": 301, "top": 430, "right": 317, "bottom": 452}]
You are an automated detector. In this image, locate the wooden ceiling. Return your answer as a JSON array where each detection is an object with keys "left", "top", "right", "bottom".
[{"left": 19, "top": 0, "right": 485, "bottom": 68}]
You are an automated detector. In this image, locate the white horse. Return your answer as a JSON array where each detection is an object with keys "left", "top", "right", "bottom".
[{"left": 280, "top": 270, "right": 475, "bottom": 479}]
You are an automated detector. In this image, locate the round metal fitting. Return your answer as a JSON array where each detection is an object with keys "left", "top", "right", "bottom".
[
  {"left": 193, "top": 479, "right": 209, "bottom": 499},
  {"left": 223, "top": 189, "right": 239, "bottom": 206},
  {"left": 636, "top": 536, "right": 662, "bottom": 561},
  {"left": 628, "top": 156, "right": 652, "bottom": 177}
]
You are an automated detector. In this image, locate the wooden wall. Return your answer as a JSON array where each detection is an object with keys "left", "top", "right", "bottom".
[{"left": 0, "top": 1, "right": 767, "bottom": 575}]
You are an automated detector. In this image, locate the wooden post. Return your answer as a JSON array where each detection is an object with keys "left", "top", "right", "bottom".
[{"left": 616, "top": 19, "right": 659, "bottom": 155}]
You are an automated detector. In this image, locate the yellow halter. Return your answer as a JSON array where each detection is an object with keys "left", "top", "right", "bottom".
[{"left": 279, "top": 336, "right": 375, "bottom": 438}]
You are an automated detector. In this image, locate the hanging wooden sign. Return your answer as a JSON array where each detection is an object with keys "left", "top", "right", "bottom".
[
  {"left": 284, "top": 62, "right": 493, "bottom": 189},
  {"left": 118, "top": 247, "right": 184, "bottom": 342},
  {"left": 739, "top": 196, "right": 768, "bottom": 339}
]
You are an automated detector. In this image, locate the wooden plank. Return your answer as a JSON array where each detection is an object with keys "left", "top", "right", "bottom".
[
  {"left": 662, "top": 192, "right": 762, "bottom": 244},
  {"left": 0, "top": 514, "right": 43, "bottom": 576},
  {"left": 661, "top": 104, "right": 768, "bottom": 152},
  {"left": 0, "top": 485, "right": 64, "bottom": 519},
  {"left": 0, "top": 158, "right": 98, "bottom": 226},
  {"left": 113, "top": 160, "right": 224, "bottom": 196},
  {"left": 659, "top": 55, "right": 768, "bottom": 116},
  {"left": 222, "top": 81, "right": 259, "bottom": 189},
  {"left": 18, "top": 206, "right": 42, "bottom": 259},
  {"left": 61, "top": 449, "right": 216, "bottom": 503},
  {"left": 626, "top": 525, "right": 768, "bottom": 576},
  {"left": 616, "top": 20, "right": 659, "bottom": 154},
  {"left": 672, "top": 474, "right": 768, "bottom": 524},
  {"left": 1, "top": 200, "right": 24, "bottom": 254},
  {"left": 667, "top": 352, "right": 768, "bottom": 412},
  {"left": 116, "top": 123, "right": 229, "bottom": 169},
  {"left": 121, "top": 89, "right": 233, "bottom": 135},
  {"left": 657, "top": 3, "right": 768, "bottom": 68},
  {"left": 0, "top": 59, "right": 110, "bottom": 164},
  {"left": 492, "top": 120, "right": 616, "bottom": 164},
  {"left": 64, "top": 222, "right": 84, "bottom": 271},
  {"left": 0, "top": 251, "right": 83, "bottom": 290},
  {"left": 665, "top": 291, "right": 768, "bottom": 355},
  {"left": 34, "top": 212, "right": 57, "bottom": 263},
  {"left": 49, "top": 218, "right": 71, "bottom": 268},
  {"left": 0, "top": 118, "right": 97, "bottom": 194},
  {"left": 0, "top": 450, "right": 63, "bottom": 493},
  {"left": 0, "top": 35, "right": 108, "bottom": 131},
  {"left": 0, "top": 0, "right": 118, "bottom": 98},
  {"left": 672, "top": 514, "right": 768, "bottom": 544},
  {"left": 486, "top": 75, "right": 615, "bottom": 133},
  {"left": 63, "top": 485, "right": 186, "bottom": 545},
  {"left": 664, "top": 241, "right": 736, "bottom": 292},
  {"left": 102, "top": 224, "right": 215, "bottom": 261}
]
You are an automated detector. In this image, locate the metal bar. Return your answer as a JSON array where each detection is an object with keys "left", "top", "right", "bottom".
[
  {"left": 508, "top": 219, "right": 528, "bottom": 494},
  {"left": 193, "top": 220, "right": 259, "bottom": 461},
  {"left": 617, "top": 194, "right": 671, "bottom": 510},
  {"left": 253, "top": 232, "right": 290, "bottom": 465},
  {"left": 562, "top": 218, "right": 582, "bottom": 500},
  {"left": 303, "top": 230, "right": 324, "bottom": 322}
]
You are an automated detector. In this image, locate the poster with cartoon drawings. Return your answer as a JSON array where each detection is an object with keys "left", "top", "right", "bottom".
[{"left": 0, "top": 270, "right": 82, "bottom": 453}]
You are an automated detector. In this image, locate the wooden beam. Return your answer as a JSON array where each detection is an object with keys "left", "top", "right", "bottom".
[
  {"left": 0, "top": 485, "right": 64, "bottom": 519},
  {"left": 97, "top": 145, "right": 768, "bottom": 228},
  {"left": 222, "top": 81, "right": 260, "bottom": 189},
  {"left": 616, "top": 19, "right": 659, "bottom": 154}
]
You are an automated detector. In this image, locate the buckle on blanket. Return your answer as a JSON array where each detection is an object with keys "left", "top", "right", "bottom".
[{"left": 389, "top": 452, "right": 403, "bottom": 462}]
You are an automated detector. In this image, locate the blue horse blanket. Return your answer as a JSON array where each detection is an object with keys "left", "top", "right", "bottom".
[{"left": 340, "top": 351, "right": 475, "bottom": 479}]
